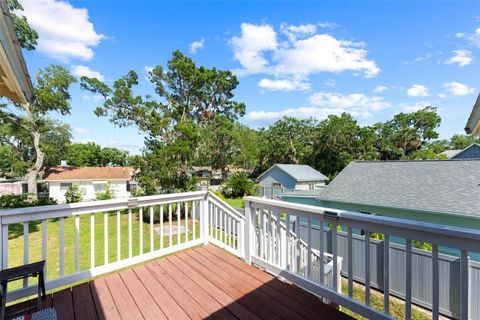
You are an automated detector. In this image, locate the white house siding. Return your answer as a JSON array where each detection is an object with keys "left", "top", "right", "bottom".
[{"left": 49, "top": 180, "right": 130, "bottom": 203}]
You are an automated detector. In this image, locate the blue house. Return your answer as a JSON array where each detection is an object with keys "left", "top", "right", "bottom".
[
  {"left": 256, "top": 164, "right": 328, "bottom": 198},
  {"left": 439, "top": 143, "right": 480, "bottom": 159}
]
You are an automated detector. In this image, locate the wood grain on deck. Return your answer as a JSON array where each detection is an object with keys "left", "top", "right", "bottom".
[{"left": 6, "top": 245, "right": 353, "bottom": 320}]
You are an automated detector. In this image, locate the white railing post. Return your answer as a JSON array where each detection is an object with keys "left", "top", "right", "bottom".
[
  {"left": 201, "top": 194, "right": 209, "bottom": 245},
  {"left": 244, "top": 199, "right": 252, "bottom": 264}
]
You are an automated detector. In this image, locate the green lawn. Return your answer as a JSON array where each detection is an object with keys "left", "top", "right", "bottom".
[
  {"left": 6, "top": 209, "right": 200, "bottom": 291},
  {"left": 340, "top": 279, "right": 430, "bottom": 320},
  {"left": 224, "top": 198, "right": 245, "bottom": 209}
]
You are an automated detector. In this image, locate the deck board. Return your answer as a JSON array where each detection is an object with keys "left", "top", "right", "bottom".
[{"left": 6, "top": 245, "right": 353, "bottom": 320}]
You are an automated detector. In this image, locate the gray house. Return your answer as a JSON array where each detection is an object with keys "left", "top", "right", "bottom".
[
  {"left": 257, "top": 164, "right": 328, "bottom": 198},
  {"left": 317, "top": 160, "right": 480, "bottom": 229},
  {"left": 439, "top": 143, "right": 480, "bottom": 159}
]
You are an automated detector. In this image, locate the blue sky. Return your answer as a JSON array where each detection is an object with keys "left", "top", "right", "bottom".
[{"left": 19, "top": 0, "right": 480, "bottom": 154}]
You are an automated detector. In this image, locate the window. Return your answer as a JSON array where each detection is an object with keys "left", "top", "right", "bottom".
[
  {"left": 309, "top": 183, "right": 315, "bottom": 190},
  {"left": 60, "top": 183, "right": 72, "bottom": 191},
  {"left": 94, "top": 181, "right": 107, "bottom": 193}
]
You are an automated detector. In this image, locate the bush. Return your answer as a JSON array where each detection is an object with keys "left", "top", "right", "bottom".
[
  {"left": 0, "top": 194, "right": 57, "bottom": 209},
  {"left": 222, "top": 172, "right": 255, "bottom": 198},
  {"left": 65, "top": 184, "right": 83, "bottom": 203},
  {"left": 96, "top": 182, "right": 115, "bottom": 200}
]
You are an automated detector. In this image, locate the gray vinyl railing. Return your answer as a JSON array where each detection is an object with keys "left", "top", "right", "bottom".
[
  {"left": 245, "top": 197, "right": 480, "bottom": 320},
  {"left": 295, "top": 221, "right": 480, "bottom": 319}
]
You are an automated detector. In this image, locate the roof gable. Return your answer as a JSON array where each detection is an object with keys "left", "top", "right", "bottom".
[
  {"left": 257, "top": 164, "right": 328, "bottom": 182},
  {"left": 318, "top": 160, "right": 480, "bottom": 217}
]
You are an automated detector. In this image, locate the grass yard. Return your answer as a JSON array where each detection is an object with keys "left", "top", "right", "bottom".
[
  {"left": 340, "top": 279, "right": 430, "bottom": 320},
  {"left": 224, "top": 197, "right": 245, "bottom": 209},
  {"left": 6, "top": 209, "right": 200, "bottom": 291}
]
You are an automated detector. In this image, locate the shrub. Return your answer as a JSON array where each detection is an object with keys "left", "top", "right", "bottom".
[
  {"left": 130, "top": 186, "right": 145, "bottom": 197},
  {"left": 222, "top": 172, "right": 255, "bottom": 198},
  {"left": 96, "top": 182, "right": 115, "bottom": 200},
  {"left": 0, "top": 194, "right": 57, "bottom": 209},
  {"left": 65, "top": 184, "right": 83, "bottom": 203}
]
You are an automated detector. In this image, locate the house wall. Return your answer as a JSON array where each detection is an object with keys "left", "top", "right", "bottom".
[
  {"left": 451, "top": 144, "right": 480, "bottom": 159},
  {"left": 49, "top": 180, "right": 130, "bottom": 203},
  {"left": 319, "top": 200, "right": 480, "bottom": 230},
  {"left": 258, "top": 167, "right": 297, "bottom": 189},
  {"left": 0, "top": 182, "right": 22, "bottom": 196},
  {"left": 294, "top": 181, "right": 326, "bottom": 190}
]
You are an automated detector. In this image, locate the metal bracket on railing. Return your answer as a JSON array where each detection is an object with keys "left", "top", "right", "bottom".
[
  {"left": 324, "top": 211, "right": 339, "bottom": 221},
  {"left": 127, "top": 198, "right": 138, "bottom": 209}
]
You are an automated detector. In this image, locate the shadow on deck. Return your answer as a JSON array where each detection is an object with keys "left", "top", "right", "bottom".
[{"left": 6, "top": 245, "right": 352, "bottom": 320}]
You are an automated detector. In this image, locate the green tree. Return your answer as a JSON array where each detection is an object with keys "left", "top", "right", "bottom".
[
  {"left": 100, "top": 147, "right": 129, "bottom": 166},
  {"left": 230, "top": 123, "right": 260, "bottom": 170},
  {"left": 448, "top": 134, "right": 480, "bottom": 150},
  {"left": 371, "top": 106, "right": 441, "bottom": 160},
  {"left": 0, "top": 119, "right": 72, "bottom": 175},
  {"left": 81, "top": 50, "right": 245, "bottom": 191},
  {"left": 311, "top": 113, "right": 376, "bottom": 178},
  {"left": 66, "top": 142, "right": 102, "bottom": 166},
  {"left": 7, "top": 0, "right": 39, "bottom": 50},
  {"left": 256, "top": 117, "right": 318, "bottom": 175},
  {"left": 0, "top": 65, "right": 76, "bottom": 198}
]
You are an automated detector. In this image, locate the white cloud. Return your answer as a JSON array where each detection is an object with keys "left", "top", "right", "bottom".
[
  {"left": 230, "top": 22, "right": 379, "bottom": 83},
  {"left": 189, "top": 38, "right": 205, "bottom": 54},
  {"left": 71, "top": 65, "right": 104, "bottom": 81},
  {"left": 455, "top": 32, "right": 465, "bottom": 39},
  {"left": 230, "top": 23, "right": 278, "bottom": 74},
  {"left": 308, "top": 92, "right": 391, "bottom": 111},
  {"left": 280, "top": 23, "right": 317, "bottom": 42},
  {"left": 81, "top": 94, "right": 103, "bottom": 102},
  {"left": 20, "top": 0, "right": 104, "bottom": 61},
  {"left": 73, "top": 127, "right": 91, "bottom": 135},
  {"left": 438, "top": 93, "right": 447, "bottom": 98},
  {"left": 398, "top": 101, "right": 432, "bottom": 113},
  {"left": 318, "top": 22, "right": 338, "bottom": 29},
  {"left": 246, "top": 91, "right": 390, "bottom": 124},
  {"left": 258, "top": 78, "right": 310, "bottom": 91},
  {"left": 374, "top": 85, "right": 388, "bottom": 93},
  {"left": 407, "top": 84, "right": 429, "bottom": 97},
  {"left": 445, "top": 49, "right": 472, "bottom": 67},
  {"left": 444, "top": 82, "right": 475, "bottom": 96}
]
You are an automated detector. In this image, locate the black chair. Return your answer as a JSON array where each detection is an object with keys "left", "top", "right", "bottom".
[{"left": 0, "top": 260, "right": 46, "bottom": 319}]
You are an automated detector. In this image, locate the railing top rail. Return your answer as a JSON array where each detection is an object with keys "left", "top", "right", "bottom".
[
  {"left": 0, "top": 191, "right": 208, "bottom": 218},
  {"left": 246, "top": 196, "right": 480, "bottom": 252},
  {"left": 207, "top": 192, "right": 245, "bottom": 220}
]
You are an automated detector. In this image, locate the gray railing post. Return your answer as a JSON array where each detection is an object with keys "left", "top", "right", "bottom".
[{"left": 244, "top": 199, "right": 252, "bottom": 264}]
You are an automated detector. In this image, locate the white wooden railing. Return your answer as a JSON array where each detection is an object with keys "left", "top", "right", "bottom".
[
  {"left": 244, "top": 197, "right": 480, "bottom": 320},
  {"left": 2, "top": 192, "right": 478, "bottom": 320}
]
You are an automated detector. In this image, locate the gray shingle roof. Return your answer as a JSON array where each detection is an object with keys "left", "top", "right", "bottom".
[
  {"left": 259, "top": 164, "right": 328, "bottom": 182},
  {"left": 318, "top": 160, "right": 480, "bottom": 217}
]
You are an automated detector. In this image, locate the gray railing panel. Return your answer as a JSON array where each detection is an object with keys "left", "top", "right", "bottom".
[{"left": 296, "top": 220, "right": 479, "bottom": 319}]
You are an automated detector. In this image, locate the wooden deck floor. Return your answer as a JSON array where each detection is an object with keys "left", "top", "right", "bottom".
[{"left": 6, "top": 245, "right": 352, "bottom": 320}]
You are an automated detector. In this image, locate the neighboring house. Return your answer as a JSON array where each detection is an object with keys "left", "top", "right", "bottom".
[
  {"left": 0, "top": 0, "right": 34, "bottom": 104},
  {"left": 190, "top": 166, "right": 223, "bottom": 190},
  {"left": 466, "top": 93, "right": 480, "bottom": 135},
  {"left": 257, "top": 164, "right": 328, "bottom": 198},
  {"left": 0, "top": 178, "right": 24, "bottom": 196},
  {"left": 316, "top": 160, "right": 480, "bottom": 229},
  {"left": 43, "top": 165, "right": 135, "bottom": 203},
  {"left": 439, "top": 143, "right": 480, "bottom": 159}
]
